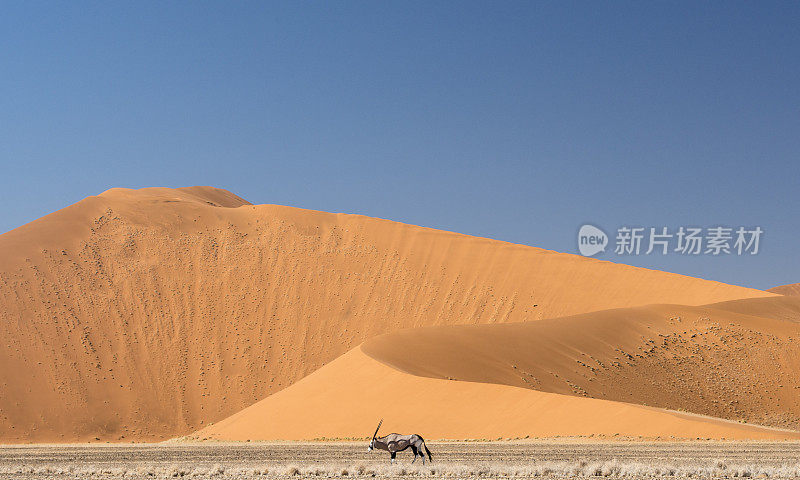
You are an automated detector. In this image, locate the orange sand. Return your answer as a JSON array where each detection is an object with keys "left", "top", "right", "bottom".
[
  {"left": 0, "top": 187, "right": 778, "bottom": 442},
  {"left": 196, "top": 348, "right": 799, "bottom": 441},
  {"left": 361, "top": 297, "right": 800, "bottom": 430},
  {"left": 768, "top": 283, "right": 800, "bottom": 296}
]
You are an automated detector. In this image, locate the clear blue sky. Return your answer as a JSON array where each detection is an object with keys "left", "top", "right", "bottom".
[{"left": 1, "top": 2, "right": 798, "bottom": 289}]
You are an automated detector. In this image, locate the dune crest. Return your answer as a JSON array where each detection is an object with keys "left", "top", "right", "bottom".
[
  {"left": 0, "top": 187, "right": 773, "bottom": 442},
  {"left": 99, "top": 186, "right": 252, "bottom": 208}
]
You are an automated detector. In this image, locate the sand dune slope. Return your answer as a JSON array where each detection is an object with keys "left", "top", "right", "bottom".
[
  {"left": 361, "top": 296, "right": 800, "bottom": 430},
  {"left": 196, "top": 348, "right": 798, "bottom": 441},
  {"left": 768, "top": 283, "right": 800, "bottom": 296},
  {"left": 0, "top": 187, "right": 772, "bottom": 442}
]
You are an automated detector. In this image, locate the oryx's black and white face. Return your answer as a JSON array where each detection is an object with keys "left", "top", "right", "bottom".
[{"left": 368, "top": 437, "right": 375, "bottom": 452}]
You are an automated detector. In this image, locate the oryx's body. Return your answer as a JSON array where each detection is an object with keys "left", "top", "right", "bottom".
[{"left": 368, "top": 420, "right": 432, "bottom": 464}]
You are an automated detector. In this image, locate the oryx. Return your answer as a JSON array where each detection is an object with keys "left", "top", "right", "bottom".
[{"left": 367, "top": 419, "right": 433, "bottom": 464}]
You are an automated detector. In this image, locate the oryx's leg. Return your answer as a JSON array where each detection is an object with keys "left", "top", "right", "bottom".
[
  {"left": 411, "top": 445, "right": 419, "bottom": 463},
  {"left": 390, "top": 451, "right": 396, "bottom": 464}
]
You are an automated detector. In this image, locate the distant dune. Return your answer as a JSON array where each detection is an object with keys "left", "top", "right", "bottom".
[
  {"left": 0, "top": 187, "right": 775, "bottom": 442},
  {"left": 768, "top": 283, "right": 800, "bottom": 296}
]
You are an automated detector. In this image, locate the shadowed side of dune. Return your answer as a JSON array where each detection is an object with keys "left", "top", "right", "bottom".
[
  {"left": 768, "top": 283, "right": 800, "bottom": 296},
  {"left": 361, "top": 296, "right": 800, "bottom": 431},
  {"left": 194, "top": 348, "right": 799, "bottom": 441}
]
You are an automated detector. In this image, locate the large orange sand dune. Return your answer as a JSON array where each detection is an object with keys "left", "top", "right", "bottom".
[{"left": 0, "top": 187, "right": 775, "bottom": 442}]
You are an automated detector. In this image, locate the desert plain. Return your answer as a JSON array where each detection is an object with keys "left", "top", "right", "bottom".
[
  {"left": 5, "top": 441, "right": 800, "bottom": 479},
  {"left": 2, "top": 187, "right": 800, "bottom": 478}
]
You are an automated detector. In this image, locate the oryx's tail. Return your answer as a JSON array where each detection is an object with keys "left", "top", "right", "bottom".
[{"left": 424, "top": 443, "right": 433, "bottom": 463}]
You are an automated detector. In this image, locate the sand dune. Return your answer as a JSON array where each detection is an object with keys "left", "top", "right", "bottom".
[
  {"left": 195, "top": 348, "right": 799, "bottom": 441},
  {"left": 768, "top": 283, "right": 800, "bottom": 296},
  {"left": 362, "top": 296, "right": 800, "bottom": 430},
  {"left": 0, "top": 187, "right": 774, "bottom": 442}
]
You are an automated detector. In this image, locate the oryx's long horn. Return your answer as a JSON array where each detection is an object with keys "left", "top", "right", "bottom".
[{"left": 372, "top": 419, "right": 383, "bottom": 439}]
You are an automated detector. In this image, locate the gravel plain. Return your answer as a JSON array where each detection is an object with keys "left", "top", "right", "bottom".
[{"left": 3, "top": 441, "right": 800, "bottom": 480}]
